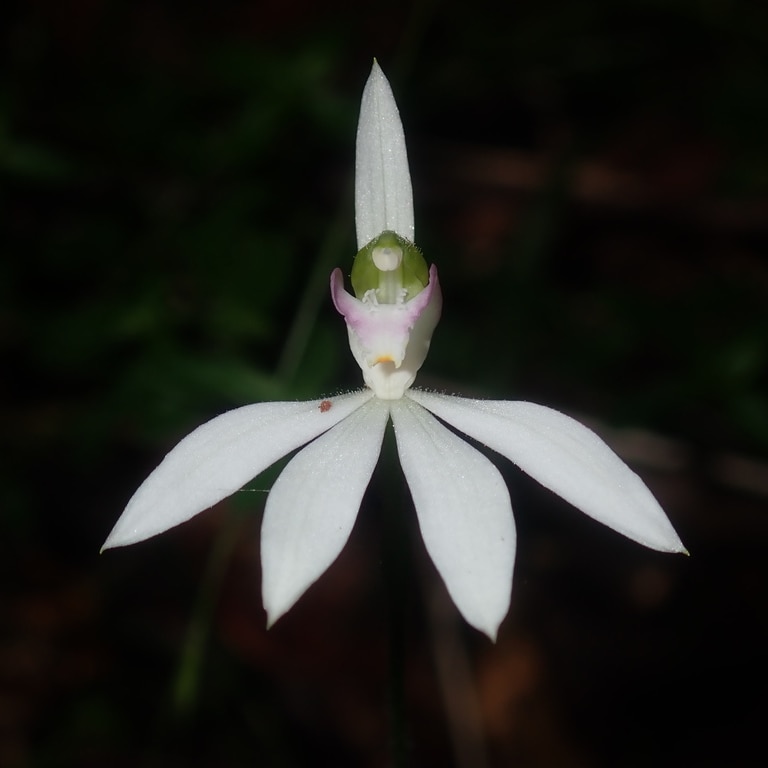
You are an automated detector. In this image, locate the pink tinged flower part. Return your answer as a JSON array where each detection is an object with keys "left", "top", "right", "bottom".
[
  {"left": 391, "top": 397, "right": 515, "bottom": 640},
  {"left": 102, "top": 390, "right": 375, "bottom": 551},
  {"left": 261, "top": 397, "right": 390, "bottom": 626},
  {"left": 331, "top": 264, "right": 442, "bottom": 400},
  {"left": 407, "top": 390, "right": 686, "bottom": 554},
  {"left": 355, "top": 60, "right": 414, "bottom": 248}
]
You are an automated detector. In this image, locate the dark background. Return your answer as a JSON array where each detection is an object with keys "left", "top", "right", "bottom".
[{"left": 3, "top": 1, "right": 767, "bottom": 766}]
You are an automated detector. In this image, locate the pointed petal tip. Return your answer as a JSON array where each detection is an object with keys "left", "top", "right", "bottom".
[
  {"left": 365, "top": 59, "right": 388, "bottom": 89},
  {"left": 264, "top": 608, "right": 280, "bottom": 630},
  {"left": 477, "top": 620, "right": 500, "bottom": 643},
  {"left": 460, "top": 609, "right": 503, "bottom": 642},
  {"left": 99, "top": 538, "right": 114, "bottom": 554},
  {"left": 100, "top": 526, "right": 138, "bottom": 553},
  {"left": 263, "top": 589, "right": 290, "bottom": 630},
  {"left": 101, "top": 522, "right": 151, "bottom": 552},
  {"left": 643, "top": 526, "right": 687, "bottom": 555}
]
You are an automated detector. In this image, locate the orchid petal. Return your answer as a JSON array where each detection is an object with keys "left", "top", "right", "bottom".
[
  {"left": 261, "top": 398, "right": 390, "bottom": 625},
  {"left": 391, "top": 397, "right": 514, "bottom": 640},
  {"left": 409, "top": 390, "right": 685, "bottom": 553},
  {"left": 355, "top": 61, "right": 414, "bottom": 248},
  {"left": 103, "top": 390, "right": 374, "bottom": 550}
]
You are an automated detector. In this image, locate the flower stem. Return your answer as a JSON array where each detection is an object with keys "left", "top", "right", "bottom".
[
  {"left": 380, "top": 430, "right": 412, "bottom": 768},
  {"left": 276, "top": 198, "right": 351, "bottom": 388},
  {"left": 171, "top": 509, "right": 244, "bottom": 718}
]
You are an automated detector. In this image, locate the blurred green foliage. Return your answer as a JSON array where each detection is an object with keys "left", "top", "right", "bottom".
[{"left": 2, "top": 1, "right": 768, "bottom": 765}]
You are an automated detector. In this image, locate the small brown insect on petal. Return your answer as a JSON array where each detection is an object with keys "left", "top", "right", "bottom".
[{"left": 319, "top": 400, "right": 332, "bottom": 413}]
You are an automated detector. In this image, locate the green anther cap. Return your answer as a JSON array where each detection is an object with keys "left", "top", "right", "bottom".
[{"left": 351, "top": 230, "right": 429, "bottom": 302}]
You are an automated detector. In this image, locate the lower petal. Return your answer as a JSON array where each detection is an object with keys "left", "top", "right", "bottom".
[
  {"left": 103, "top": 390, "right": 374, "bottom": 550},
  {"left": 409, "top": 390, "right": 685, "bottom": 554},
  {"left": 391, "top": 397, "right": 515, "bottom": 641},
  {"left": 261, "top": 398, "right": 390, "bottom": 626}
]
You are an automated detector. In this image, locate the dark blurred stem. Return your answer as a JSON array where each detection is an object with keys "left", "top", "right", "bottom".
[
  {"left": 171, "top": 510, "right": 244, "bottom": 718},
  {"left": 427, "top": 582, "right": 490, "bottom": 768},
  {"left": 381, "top": 430, "right": 410, "bottom": 768},
  {"left": 276, "top": 198, "right": 351, "bottom": 388}
]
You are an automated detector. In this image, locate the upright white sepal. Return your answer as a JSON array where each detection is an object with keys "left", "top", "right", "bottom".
[
  {"left": 355, "top": 60, "right": 414, "bottom": 248},
  {"left": 408, "top": 391, "right": 685, "bottom": 554},
  {"left": 391, "top": 398, "right": 515, "bottom": 640},
  {"left": 261, "top": 398, "right": 390, "bottom": 626}
]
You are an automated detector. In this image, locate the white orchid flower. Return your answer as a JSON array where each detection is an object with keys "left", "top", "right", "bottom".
[{"left": 103, "top": 62, "right": 685, "bottom": 640}]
